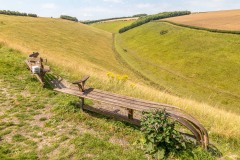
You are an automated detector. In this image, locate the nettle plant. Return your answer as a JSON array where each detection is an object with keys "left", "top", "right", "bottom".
[{"left": 141, "top": 109, "right": 187, "bottom": 158}]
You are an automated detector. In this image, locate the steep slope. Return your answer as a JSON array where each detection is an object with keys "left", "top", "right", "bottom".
[
  {"left": 0, "top": 15, "right": 126, "bottom": 75},
  {"left": 1, "top": 14, "right": 240, "bottom": 158},
  {"left": 164, "top": 9, "right": 240, "bottom": 31},
  {"left": 116, "top": 21, "right": 240, "bottom": 114}
]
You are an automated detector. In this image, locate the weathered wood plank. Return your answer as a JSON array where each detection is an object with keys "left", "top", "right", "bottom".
[
  {"left": 26, "top": 56, "right": 209, "bottom": 149},
  {"left": 83, "top": 105, "right": 140, "bottom": 126}
]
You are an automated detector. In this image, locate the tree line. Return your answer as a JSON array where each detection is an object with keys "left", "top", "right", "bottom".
[
  {"left": 60, "top": 15, "right": 78, "bottom": 22},
  {"left": 0, "top": 10, "right": 37, "bottom": 17},
  {"left": 82, "top": 13, "right": 148, "bottom": 24},
  {"left": 119, "top": 11, "right": 191, "bottom": 33}
]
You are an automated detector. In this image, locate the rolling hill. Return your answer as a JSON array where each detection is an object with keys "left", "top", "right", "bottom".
[
  {"left": 164, "top": 9, "right": 240, "bottom": 31},
  {"left": 1, "top": 13, "right": 240, "bottom": 158},
  {"left": 0, "top": 14, "right": 128, "bottom": 76},
  {"left": 91, "top": 20, "right": 136, "bottom": 33},
  {"left": 115, "top": 21, "right": 240, "bottom": 114}
]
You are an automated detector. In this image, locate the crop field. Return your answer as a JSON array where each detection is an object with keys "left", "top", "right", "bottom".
[
  {"left": 164, "top": 9, "right": 240, "bottom": 31},
  {"left": 0, "top": 14, "right": 240, "bottom": 158}
]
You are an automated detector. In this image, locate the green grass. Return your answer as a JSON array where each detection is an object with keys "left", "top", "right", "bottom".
[
  {"left": 0, "top": 14, "right": 127, "bottom": 75},
  {"left": 115, "top": 21, "right": 240, "bottom": 114},
  {"left": 0, "top": 41, "right": 217, "bottom": 160},
  {"left": 0, "top": 15, "right": 240, "bottom": 159},
  {"left": 91, "top": 20, "right": 135, "bottom": 33},
  {"left": 0, "top": 46, "right": 147, "bottom": 159}
]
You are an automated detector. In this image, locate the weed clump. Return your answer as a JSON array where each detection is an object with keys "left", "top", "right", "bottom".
[
  {"left": 141, "top": 109, "right": 187, "bottom": 159},
  {"left": 107, "top": 72, "right": 128, "bottom": 83},
  {"left": 160, "top": 30, "right": 168, "bottom": 35}
]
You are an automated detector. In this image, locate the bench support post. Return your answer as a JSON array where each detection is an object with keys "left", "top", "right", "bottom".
[
  {"left": 127, "top": 109, "right": 133, "bottom": 119},
  {"left": 79, "top": 97, "right": 85, "bottom": 110}
]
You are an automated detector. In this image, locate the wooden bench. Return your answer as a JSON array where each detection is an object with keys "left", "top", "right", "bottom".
[
  {"left": 25, "top": 52, "right": 50, "bottom": 85},
  {"left": 25, "top": 55, "right": 209, "bottom": 149},
  {"left": 49, "top": 76, "right": 209, "bottom": 149}
]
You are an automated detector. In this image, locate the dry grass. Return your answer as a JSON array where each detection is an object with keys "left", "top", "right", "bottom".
[
  {"left": 0, "top": 15, "right": 128, "bottom": 76},
  {"left": 91, "top": 20, "right": 136, "bottom": 33},
  {"left": 0, "top": 14, "right": 240, "bottom": 157},
  {"left": 164, "top": 9, "right": 240, "bottom": 31}
]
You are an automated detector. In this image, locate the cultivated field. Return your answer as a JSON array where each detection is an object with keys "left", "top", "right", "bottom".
[
  {"left": 164, "top": 9, "right": 240, "bottom": 31},
  {"left": 0, "top": 14, "right": 240, "bottom": 158}
]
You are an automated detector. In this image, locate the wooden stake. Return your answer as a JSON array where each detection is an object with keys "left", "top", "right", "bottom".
[{"left": 128, "top": 109, "right": 133, "bottom": 119}]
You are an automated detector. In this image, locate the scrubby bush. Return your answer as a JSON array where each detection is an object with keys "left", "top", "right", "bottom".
[
  {"left": 141, "top": 109, "right": 187, "bottom": 158},
  {"left": 119, "top": 11, "right": 191, "bottom": 33},
  {"left": 60, "top": 15, "right": 78, "bottom": 22},
  {"left": 160, "top": 30, "right": 168, "bottom": 35},
  {"left": 0, "top": 10, "right": 37, "bottom": 17}
]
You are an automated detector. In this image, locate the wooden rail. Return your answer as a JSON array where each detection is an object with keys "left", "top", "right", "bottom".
[{"left": 25, "top": 54, "right": 209, "bottom": 149}]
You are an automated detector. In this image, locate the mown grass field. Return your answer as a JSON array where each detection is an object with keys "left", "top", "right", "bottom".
[
  {"left": 91, "top": 20, "right": 135, "bottom": 33},
  {"left": 164, "top": 9, "right": 240, "bottom": 31},
  {"left": 115, "top": 21, "right": 240, "bottom": 114},
  {"left": 0, "top": 14, "right": 240, "bottom": 158}
]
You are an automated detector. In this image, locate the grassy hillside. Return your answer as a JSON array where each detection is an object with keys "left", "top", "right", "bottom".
[
  {"left": 116, "top": 21, "right": 240, "bottom": 114},
  {"left": 164, "top": 9, "right": 240, "bottom": 31},
  {"left": 0, "top": 14, "right": 127, "bottom": 76},
  {"left": 1, "top": 14, "right": 240, "bottom": 158},
  {"left": 0, "top": 46, "right": 146, "bottom": 159},
  {"left": 91, "top": 20, "right": 135, "bottom": 33}
]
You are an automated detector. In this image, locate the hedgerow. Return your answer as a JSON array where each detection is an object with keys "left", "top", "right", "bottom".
[
  {"left": 162, "top": 20, "right": 240, "bottom": 35},
  {"left": 119, "top": 11, "right": 191, "bottom": 33},
  {"left": 0, "top": 10, "right": 37, "bottom": 17},
  {"left": 60, "top": 15, "right": 78, "bottom": 22}
]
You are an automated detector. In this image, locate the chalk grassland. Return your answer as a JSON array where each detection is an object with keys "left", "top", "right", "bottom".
[
  {"left": 0, "top": 47, "right": 146, "bottom": 159},
  {"left": 116, "top": 21, "right": 240, "bottom": 114},
  {"left": 0, "top": 15, "right": 129, "bottom": 76},
  {"left": 91, "top": 20, "right": 136, "bottom": 33},
  {"left": 0, "top": 15, "right": 239, "bottom": 158},
  {"left": 164, "top": 9, "right": 240, "bottom": 31}
]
